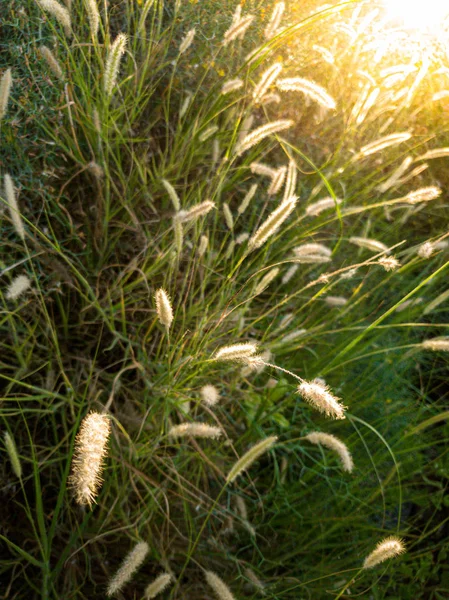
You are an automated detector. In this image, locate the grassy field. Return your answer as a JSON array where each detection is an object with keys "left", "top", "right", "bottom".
[{"left": 1, "top": 0, "right": 449, "bottom": 598}]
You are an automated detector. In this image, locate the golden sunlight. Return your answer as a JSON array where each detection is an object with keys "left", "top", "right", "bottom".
[{"left": 383, "top": 0, "right": 449, "bottom": 31}]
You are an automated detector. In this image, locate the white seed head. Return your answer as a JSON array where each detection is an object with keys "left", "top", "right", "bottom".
[
  {"left": 282, "top": 264, "right": 298, "bottom": 284},
  {"left": 264, "top": 2, "right": 285, "bottom": 39},
  {"left": 198, "top": 234, "right": 209, "bottom": 257},
  {"left": 226, "top": 436, "right": 278, "bottom": 483},
  {"left": 199, "top": 125, "right": 219, "bottom": 142},
  {"left": 306, "top": 196, "right": 342, "bottom": 216},
  {"left": 358, "top": 132, "right": 412, "bottom": 158},
  {"left": 161, "top": 179, "right": 181, "bottom": 211},
  {"left": 205, "top": 571, "right": 236, "bottom": 600},
  {"left": 154, "top": 288, "right": 174, "bottom": 330},
  {"left": 6, "top": 275, "right": 31, "bottom": 300},
  {"left": 168, "top": 423, "right": 222, "bottom": 439},
  {"left": 276, "top": 77, "right": 336, "bottom": 110},
  {"left": 235, "top": 120, "right": 294, "bottom": 156},
  {"left": 238, "top": 184, "right": 258, "bottom": 215},
  {"left": 404, "top": 186, "right": 441, "bottom": 204},
  {"left": 267, "top": 166, "right": 287, "bottom": 196},
  {"left": 415, "top": 147, "right": 449, "bottom": 161},
  {"left": 106, "top": 541, "right": 149, "bottom": 595},
  {"left": 253, "top": 62, "right": 283, "bottom": 103},
  {"left": 177, "top": 200, "right": 215, "bottom": 222},
  {"left": 293, "top": 243, "right": 332, "bottom": 257},
  {"left": 173, "top": 216, "right": 183, "bottom": 255},
  {"left": 213, "top": 342, "right": 258, "bottom": 362},
  {"left": 349, "top": 236, "right": 389, "bottom": 253},
  {"left": 250, "top": 162, "right": 277, "bottom": 178},
  {"left": 221, "top": 79, "right": 244, "bottom": 95},
  {"left": 200, "top": 385, "right": 220, "bottom": 406},
  {"left": 144, "top": 572, "right": 174, "bottom": 599},
  {"left": 297, "top": 380, "right": 346, "bottom": 419},
  {"left": 4, "top": 173, "right": 25, "bottom": 240},
  {"left": 378, "top": 255, "right": 400, "bottom": 271},
  {"left": 363, "top": 536, "right": 405, "bottom": 569},
  {"left": 37, "top": 0, "right": 72, "bottom": 37},
  {"left": 418, "top": 241, "right": 434, "bottom": 259},
  {"left": 248, "top": 195, "right": 297, "bottom": 252},
  {"left": 69, "top": 412, "right": 111, "bottom": 507},
  {"left": 421, "top": 338, "right": 449, "bottom": 352},
  {"left": 260, "top": 92, "right": 281, "bottom": 105},
  {"left": 223, "top": 15, "right": 255, "bottom": 46},
  {"left": 103, "top": 33, "right": 127, "bottom": 96},
  {"left": 84, "top": 0, "right": 100, "bottom": 36},
  {"left": 223, "top": 203, "right": 234, "bottom": 230},
  {"left": 254, "top": 267, "right": 279, "bottom": 296},
  {"left": 0, "top": 68, "right": 12, "bottom": 121},
  {"left": 179, "top": 28, "right": 196, "bottom": 54},
  {"left": 324, "top": 296, "right": 348, "bottom": 307},
  {"left": 40, "top": 46, "right": 63, "bottom": 79},
  {"left": 303, "top": 431, "right": 353, "bottom": 472}
]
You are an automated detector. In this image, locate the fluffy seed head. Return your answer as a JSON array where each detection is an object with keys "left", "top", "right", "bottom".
[
  {"left": 106, "top": 541, "right": 149, "bottom": 596},
  {"left": 363, "top": 536, "right": 405, "bottom": 569},
  {"left": 177, "top": 200, "right": 215, "bottom": 222},
  {"left": 244, "top": 568, "right": 265, "bottom": 591},
  {"left": 267, "top": 166, "right": 287, "bottom": 195},
  {"left": 179, "top": 28, "right": 196, "bottom": 54},
  {"left": 324, "top": 296, "right": 347, "bottom": 307},
  {"left": 0, "top": 68, "right": 13, "bottom": 120},
  {"left": 238, "top": 184, "right": 258, "bottom": 215},
  {"left": 104, "top": 33, "right": 127, "bottom": 96},
  {"left": 264, "top": 2, "right": 285, "bottom": 39},
  {"left": 282, "top": 264, "right": 298, "bottom": 284},
  {"left": 377, "top": 156, "right": 413, "bottom": 193},
  {"left": 161, "top": 179, "right": 181, "bottom": 211},
  {"left": 200, "top": 384, "right": 219, "bottom": 406},
  {"left": 40, "top": 46, "right": 63, "bottom": 79},
  {"left": 260, "top": 92, "right": 281, "bottom": 105},
  {"left": 173, "top": 216, "right": 183, "bottom": 254},
  {"left": 250, "top": 162, "right": 277, "bottom": 178},
  {"left": 168, "top": 423, "right": 222, "bottom": 439},
  {"left": 205, "top": 571, "right": 236, "bottom": 600},
  {"left": 199, "top": 125, "right": 219, "bottom": 142},
  {"left": 69, "top": 412, "right": 111, "bottom": 507},
  {"left": 378, "top": 256, "right": 400, "bottom": 271},
  {"left": 349, "top": 236, "right": 389, "bottom": 253},
  {"left": 358, "top": 132, "right": 411, "bottom": 158},
  {"left": 235, "top": 120, "right": 294, "bottom": 156},
  {"left": 84, "top": 0, "right": 100, "bottom": 36},
  {"left": 198, "top": 234, "right": 209, "bottom": 257},
  {"left": 294, "top": 243, "right": 332, "bottom": 257},
  {"left": 154, "top": 288, "right": 173, "bottom": 330},
  {"left": 227, "top": 436, "right": 278, "bottom": 483},
  {"left": 3, "top": 174, "right": 25, "bottom": 240},
  {"left": 221, "top": 79, "right": 244, "bottom": 95},
  {"left": 144, "top": 573, "right": 174, "bottom": 599},
  {"left": 276, "top": 77, "right": 336, "bottom": 110},
  {"left": 4, "top": 431, "right": 22, "bottom": 479},
  {"left": 248, "top": 195, "right": 297, "bottom": 252},
  {"left": 306, "top": 196, "right": 342, "bottom": 216},
  {"left": 6, "top": 275, "right": 31, "bottom": 300},
  {"left": 404, "top": 186, "right": 441, "bottom": 204},
  {"left": 223, "top": 203, "right": 234, "bottom": 230},
  {"left": 223, "top": 15, "right": 255, "bottom": 46},
  {"left": 298, "top": 380, "right": 346, "bottom": 419},
  {"left": 253, "top": 62, "right": 283, "bottom": 103},
  {"left": 37, "top": 0, "right": 72, "bottom": 36},
  {"left": 418, "top": 241, "right": 434, "bottom": 258},
  {"left": 415, "top": 147, "right": 449, "bottom": 161},
  {"left": 304, "top": 431, "right": 353, "bottom": 472},
  {"left": 213, "top": 342, "right": 258, "bottom": 362},
  {"left": 254, "top": 267, "right": 279, "bottom": 296},
  {"left": 421, "top": 338, "right": 449, "bottom": 352}
]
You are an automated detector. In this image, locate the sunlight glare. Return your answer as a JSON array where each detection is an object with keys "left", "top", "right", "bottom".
[{"left": 383, "top": 0, "right": 449, "bottom": 31}]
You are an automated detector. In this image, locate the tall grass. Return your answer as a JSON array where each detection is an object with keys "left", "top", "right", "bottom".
[{"left": 1, "top": 0, "right": 449, "bottom": 597}]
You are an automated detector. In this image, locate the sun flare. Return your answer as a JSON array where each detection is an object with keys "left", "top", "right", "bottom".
[{"left": 383, "top": 0, "right": 449, "bottom": 31}]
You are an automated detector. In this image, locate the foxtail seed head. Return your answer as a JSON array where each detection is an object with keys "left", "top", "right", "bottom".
[
  {"left": 205, "top": 570, "right": 237, "bottom": 600},
  {"left": 226, "top": 436, "right": 277, "bottom": 483},
  {"left": 248, "top": 195, "right": 297, "bottom": 252},
  {"left": 200, "top": 384, "right": 219, "bottom": 406},
  {"left": 6, "top": 275, "right": 31, "bottom": 300},
  {"left": 103, "top": 33, "right": 127, "bottom": 96},
  {"left": 363, "top": 536, "right": 405, "bottom": 569},
  {"left": 40, "top": 46, "right": 63, "bottom": 80},
  {"left": 0, "top": 68, "right": 13, "bottom": 121},
  {"left": 69, "top": 412, "right": 110, "bottom": 507},
  {"left": 106, "top": 541, "right": 149, "bottom": 596},
  {"left": 154, "top": 288, "right": 173, "bottom": 330},
  {"left": 37, "top": 0, "right": 72, "bottom": 37},
  {"left": 144, "top": 572, "right": 174, "bottom": 599},
  {"left": 297, "top": 380, "right": 346, "bottom": 419},
  {"left": 168, "top": 423, "right": 222, "bottom": 439},
  {"left": 213, "top": 343, "right": 258, "bottom": 362},
  {"left": 303, "top": 431, "right": 353, "bottom": 472},
  {"left": 4, "top": 431, "right": 22, "bottom": 479},
  {"left": 3, "top": 174, "right": 25, "bottom": 240}
]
